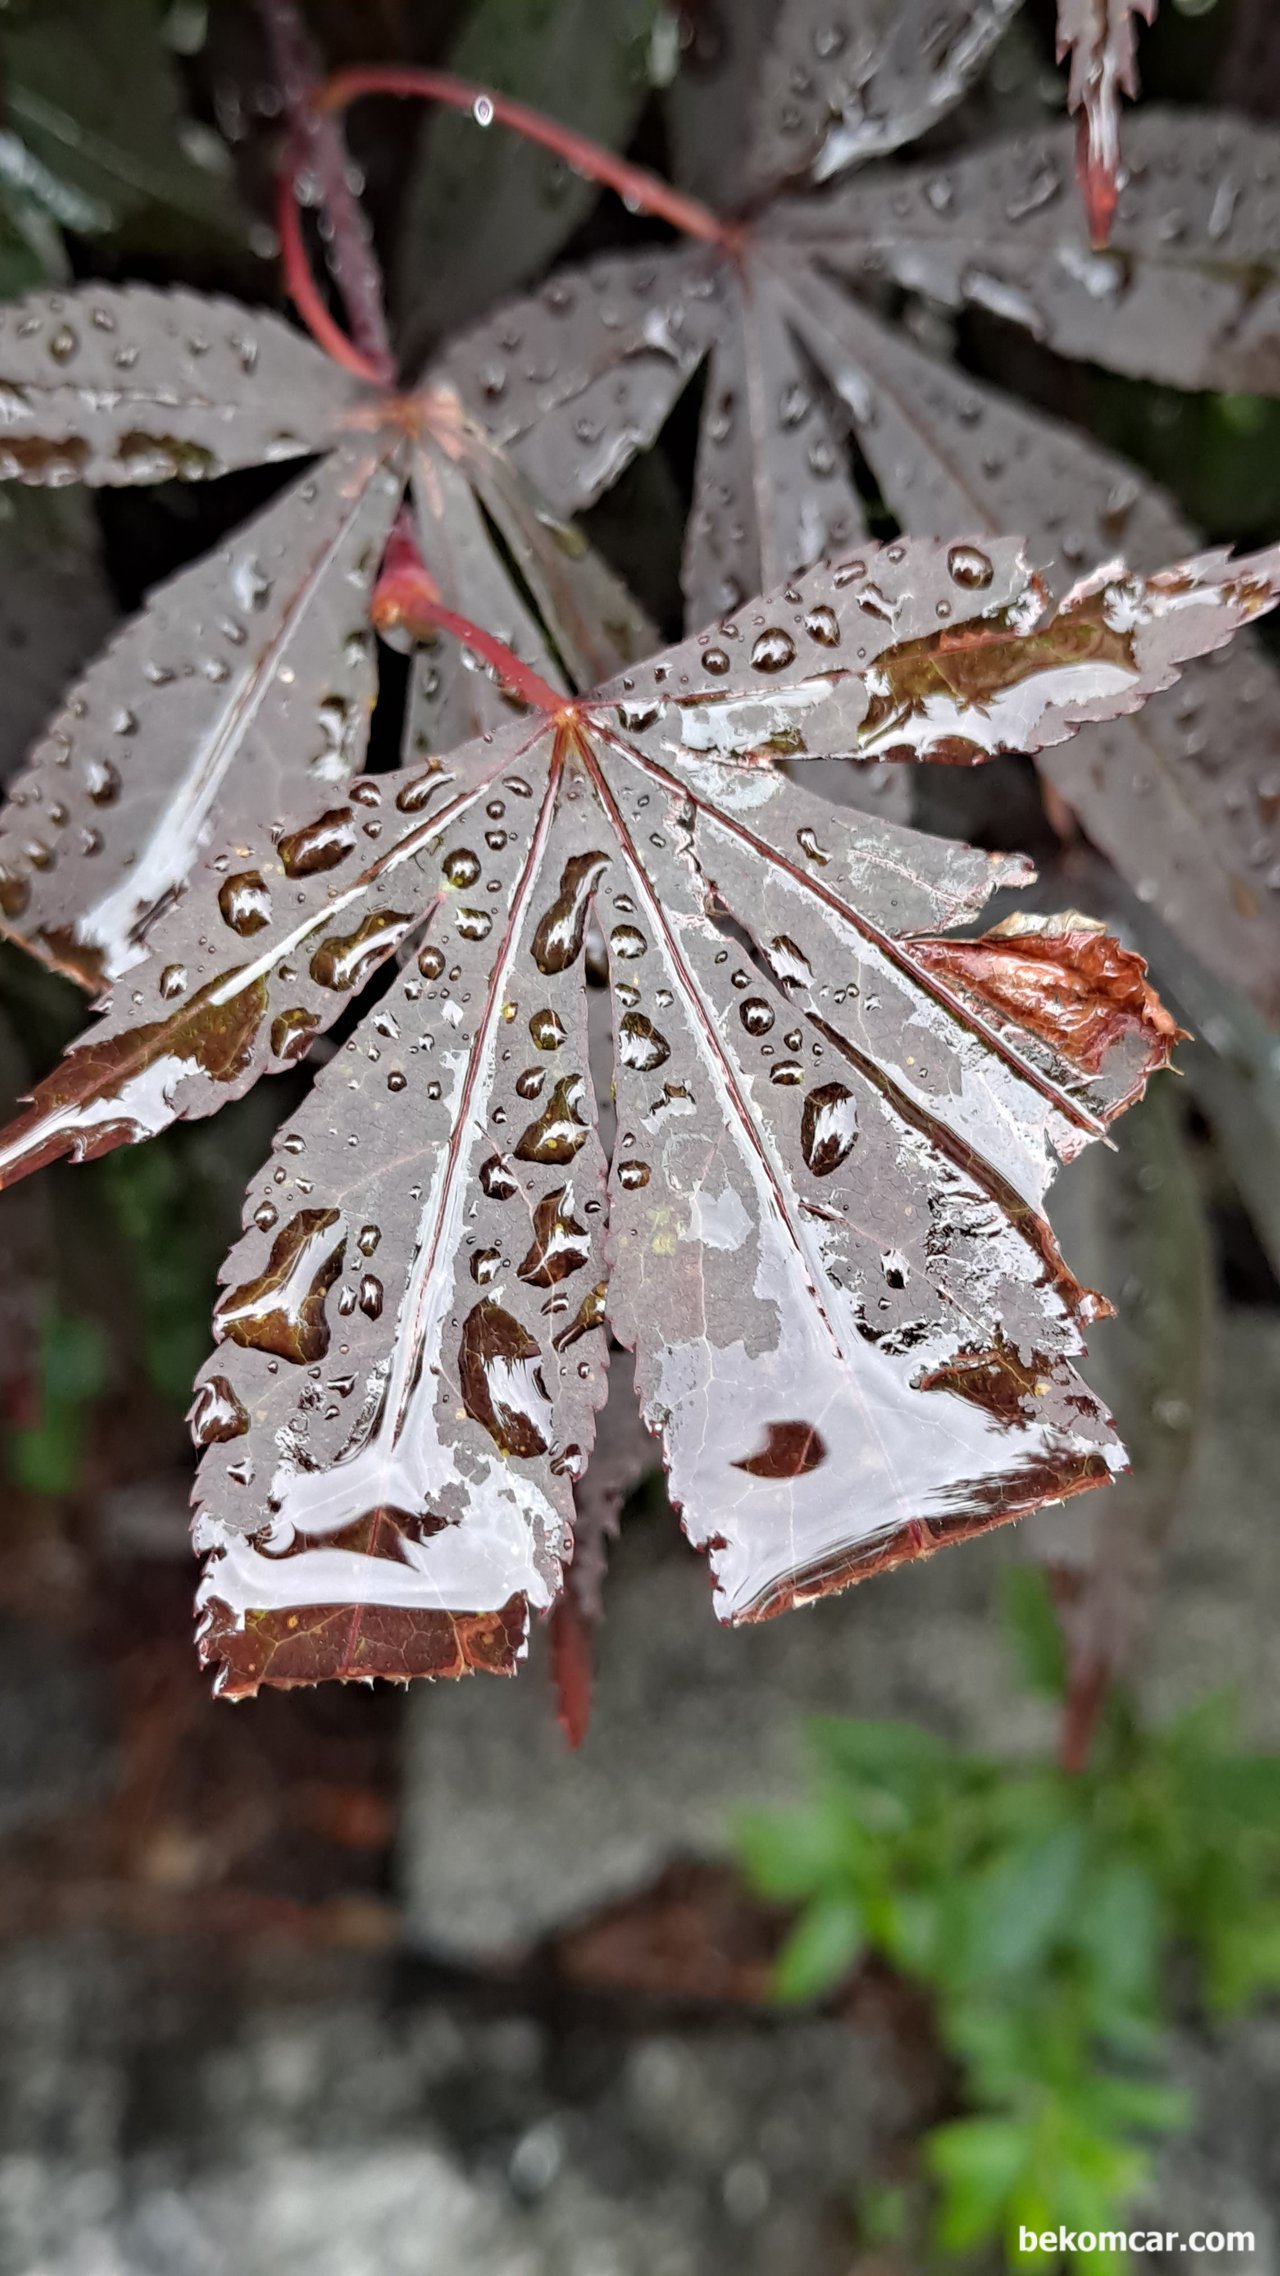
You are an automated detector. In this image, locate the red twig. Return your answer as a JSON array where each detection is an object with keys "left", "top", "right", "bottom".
[
  {"left": 549, "top": 1593, "right": 594, "bottom": 1749},
  {"left": 257, "top": 0, "right": 394, "bottom": 382},
  {"left": 372, "top": 517, "right": 564, "bottom": 715},
  {"left": 276, "top": 155, "right": 385, "bottom": 381},
  {"left": 317, "top": 65, "right": 735, "bottom": 250}
]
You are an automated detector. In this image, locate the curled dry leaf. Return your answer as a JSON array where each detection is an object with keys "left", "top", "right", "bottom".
[
  {"left": 443, "top": 16, "right": 1280, "bottom": 1018},
  {"left": 0, "top": 284, "right": 650, "bottom": 987},
  {"left": 1, "top": 533, "right": 1273, "bottom": 1695},
  {"left": 1055, "top": 0, "right": 1158, "bottom": 247}
]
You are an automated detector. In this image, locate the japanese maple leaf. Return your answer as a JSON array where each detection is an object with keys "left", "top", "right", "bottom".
[
  {"left": 1057, "top": 0, "right": 1159, "bottom": 247},
  {"left": 437, "top": 0, "right": 1280, "bottom": 1019},
  {"left": 1, "top": 531, "right": 1278, "bottom": 1697},
  {"left": 0, "top": 281, "right": 648, "bottom": 990}
]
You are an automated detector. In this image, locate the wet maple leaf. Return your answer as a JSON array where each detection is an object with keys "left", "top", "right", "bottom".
[
  {"left": 442, "top": 2, "right": 1280, "bottom": 1018},
  {"left": 2, "top": 532, "right": 1278, "bottom": 1696},
  {"left": 0, "top": 282, "right": 649, "bottom": 990},
  {"left": 1056, "top": 0, "right": 1158, "bottom": 248}
]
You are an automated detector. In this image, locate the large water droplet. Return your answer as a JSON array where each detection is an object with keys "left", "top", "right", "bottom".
[
  {"left": 459, "top": 1300, "right": 552, "bottom": 1459},
  {"left": 946, "top": 544, "right": 994, "bottom": 590},
  {"left": 514, "top": 1073, "right": 590, "bottom": 1164},
  {"left": 750, "top": 628, "right": 796, "bottom": 673},
  {"left": 188, "top": 1375, "right": 248, "bottom": 1446},
  {"left": 618, "top": 1013, "right": 670, "bottom": 1071},
  {"left": 218, "top": 870, "right": 270, "bottom": 935},
  {"left": 801, "top": 1083, "right": 859, "bottom": 1176},
  {"left": 216, "top": 1209, "right": 344, "bottom": 1364},
  {"left": 532, "top": 852, "right": 610, "bottom": 974},
  {"left": 517, "top": 1188, "right": 590, "bottom": 1286},
  {"left": 278, "top": 809, "right": 356, "bottom": 878}
]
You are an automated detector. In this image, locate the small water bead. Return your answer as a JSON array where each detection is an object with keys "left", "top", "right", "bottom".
[
  {"left": 471, "top": 1248, "right": 502, "bottom": 1285},
  {"left": 750, "top": 628, "right": 797, "bottom": 673},
  {"left": 159, "top": 963, "right": 187, "bottom": 1000},
  {"left": 946, "top": 543, "right": 995, "bottom": 590},
  {"left": 357, "top": 1225, "right": 380, "bottom": 1256},
  {"left": 84, "top": 757, "right": 120, "bottom": 805},
  {"left": 484, "top": 829, "right": 506, "bottom": 852},
  {"left": 515, "top": 1068, "right": 546, "bottom": 1100},
  {"left": 253, "top": 1201, "right": 278, "bottom": 1231},
  {"left": 486, "top": 800, "right": 505, "bottom": 820},
  {"left": 615, "top": 980, "right": 640, "bottom": 1010},
  {"left": 617, "top": 1160, "right": 651, "bottom": 1190},
  {"left": 796, "top": 826, "right": 829, "bottom": 865},
  {"left": 610, "top": 924, "right": 647, "bottom": 959},
  {"left": 701, "top": 647, "right": 731, "bottom": 676},
  {"left": 770, "top": 1061, "right": 804, "bottom": 1085},
  {"left": 418, "top": 943, "right": 445, "bottom": 980},
  {"left": 387, "top": 1070, "right": 407, "bottom": 1093},
  {"left": 358, "top": 1275, "right": 383, "bottom": 1318},
  {"left": 783, "top": 1029, "right": 803, "bottom": 1051},
  {"left": 443, "top": 847, "right": 482, "bottom": 888},
  {"left": 456, "top": 907, "right": 493, "bottom": 941},
  {"left": 529, "top": 1008, "right": 565, "bottom": 1050}
]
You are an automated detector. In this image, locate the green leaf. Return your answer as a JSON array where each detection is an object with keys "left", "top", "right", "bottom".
[
  {"left": 1072, "top": 1859, "right": 1163, "bottom": 2017},
  {"left": 962, "top": 1824, "right": 1087, "bottom": 1984},
  {"left": 395, "top": 0, "right": 662, "bottom": 346},
  {"left": 6, "top": 1308, "right": 108, "bottom": 1494},
  {"left": 0, "top": 0, "right": 244, "bottom": 248},
  {"left": 806, "top": 1715, "right": 954, "bottom": 1819},
  {"left": 1002, "top": 1566, "right": 1068, "bottom": 1701},
  {"left": 772, "top": 1894, "right": 864, "bottom": 2004},
  {"left": 925, "top": 2116, "right": 1030, "bottom": 2253},
  {"left": 734, "top": 1801, "right": 863, "bottom": 1902}
]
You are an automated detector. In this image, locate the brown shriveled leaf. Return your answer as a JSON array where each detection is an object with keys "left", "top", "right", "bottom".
[
  {"left": 444, "top": 89, "right": 1280, "bottom": 1016},
  {"left": 0, "top": 285, "right": 651, "bottom": 987},
  {"left": 1, "top": 535, "right": 1270, "bottom": 1694},
  {"left": 1055, "top": 0, "right": 1157, "bottom": 247}
]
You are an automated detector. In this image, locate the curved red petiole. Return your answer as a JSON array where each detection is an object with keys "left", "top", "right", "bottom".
[
  {"left": 317, "top": 64, "right": 734, "bottom": 251},
  {"left": 276, "top": 145, "right": 388, "bottom": 384},
  {"left": 372, "top": 516, "right": 564, "bottom": 715},
  {"left": 278, "top": 59, "right": 735, "bottom": 384}
]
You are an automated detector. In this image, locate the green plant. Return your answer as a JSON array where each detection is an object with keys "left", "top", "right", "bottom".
[{"left": 736, "top": 1570, "right": 1280, "bottom": 2273}]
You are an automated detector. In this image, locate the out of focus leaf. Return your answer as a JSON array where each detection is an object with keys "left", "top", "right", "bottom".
[
  {"left": 0, "top": 0, "right": 246, "bottom": 249},
  {"left": 395, "top": 0, "right": 663, "bottom": 349},
  {"left": 1002, "top": 1565, "right": 1068, "bottom": 1701},
  {"left": 773, "top": 1891, "right": 865, "bottom": 2001},
  {"left": 0, "top": 488, "right": 115, "bottom": 788},
  {"left": 5, "top": 1305, "right": 108, "bottom": 1493}
]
